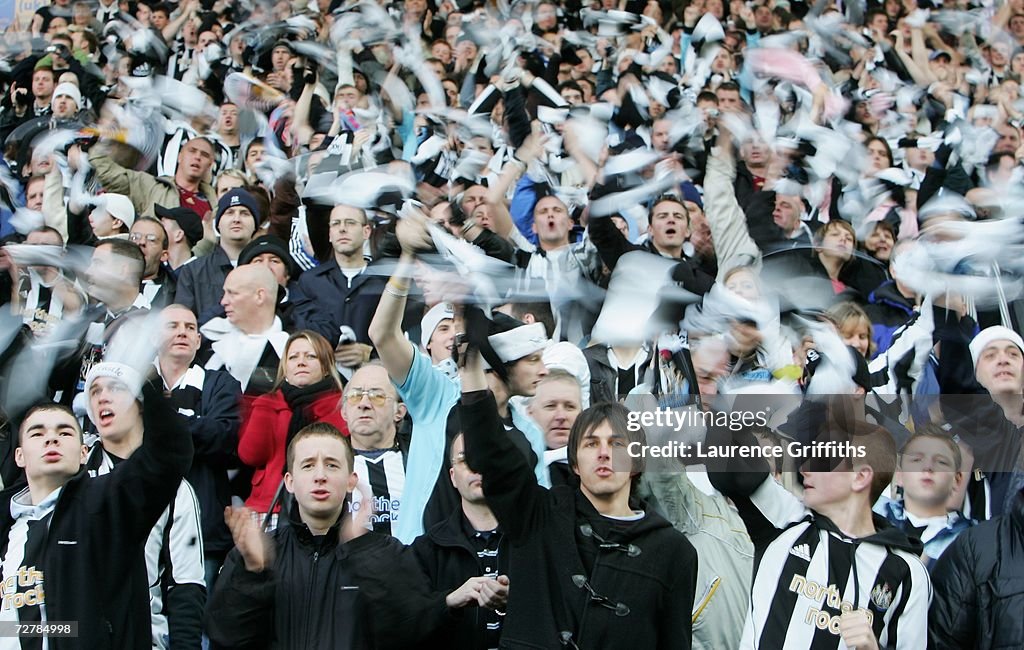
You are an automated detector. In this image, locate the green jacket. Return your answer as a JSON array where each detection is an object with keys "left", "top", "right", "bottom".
[
  {"left": 89, "top": 148, "right": 216, "bottom": 220},
  {"left": 89, "top": 148, "right": 217, "bottom": 257}
]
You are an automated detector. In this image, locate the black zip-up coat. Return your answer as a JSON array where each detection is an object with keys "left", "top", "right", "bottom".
[
  {"left": 461, "top": 390, "right": 698, "bottom": 649},
  {"left": 205, "top": 503, "right": 448, "bottom": 650},
  {"left": 930, "top": 489, "right": 1024, "bottom": 649},
  {"left": 411, "top": 506, "right": 510, "bottom": 649},
  {"left": 0, "top": 382, "right": 192, "bottom": 649}
]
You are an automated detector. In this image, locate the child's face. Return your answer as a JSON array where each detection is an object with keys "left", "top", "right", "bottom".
[
  {"left": 897, "top": 437, "right": 961, "bottom": 509},
  {"left": 842, "top": 324, "right": 870, "bottom": 359},
  {"left": 799, "top": 469, "right": 856, "bottom": 510}
]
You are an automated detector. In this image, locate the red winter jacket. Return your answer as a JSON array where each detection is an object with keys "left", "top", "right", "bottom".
[{"left": 238, "top": 387, "right": 348, "bottom": 512}]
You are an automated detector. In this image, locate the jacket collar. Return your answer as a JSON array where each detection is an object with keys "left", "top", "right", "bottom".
[
  {"left": 286, "top": 497, "right": 344, "bottom": 548},
  {"left": 868, "top": 280, "right": 915, "bottom": 314},
  {"left": 427, "top": 503, "right": 500, "bottom": 551}
]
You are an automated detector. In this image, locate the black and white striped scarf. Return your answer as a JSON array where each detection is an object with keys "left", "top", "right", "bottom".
[{"left": 156, "top": 363, "right": 206, "bottom": 418}]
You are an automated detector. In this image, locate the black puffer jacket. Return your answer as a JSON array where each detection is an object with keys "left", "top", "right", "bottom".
[
  {"left": 206, "top": 502, "right": 448, "bottom": 650},
  {"left": 930, "top": 489, "right": 1024, "bottom": 649}
]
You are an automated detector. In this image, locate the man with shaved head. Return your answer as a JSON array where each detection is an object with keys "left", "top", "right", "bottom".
[{"left": 199, "top": 265, "right": 290, "bottom": 399}]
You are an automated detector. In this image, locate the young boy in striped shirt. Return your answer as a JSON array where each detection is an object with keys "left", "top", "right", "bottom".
[{"left": 710, "top": 412, "right": 931, "bottom": 650}]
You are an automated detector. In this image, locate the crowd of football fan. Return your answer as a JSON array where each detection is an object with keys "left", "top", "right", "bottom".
[{"left": 0, "top": 0, "right": 1023, "bottom": 646}]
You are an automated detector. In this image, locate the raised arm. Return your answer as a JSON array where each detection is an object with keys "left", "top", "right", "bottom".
[
  {"left": 483, "top": 128, "right": 546, "bottom": 241},
  {"left": 459, "top": 348, "right": 548, "bottom": 543},
  {"left": 94, "top": 380, "right": 194, "bottom": 545},
  {"left": 704, "top": 128, "right": 762, "bottom": 281},
  {"left": 162, "top": 0, "right": 197, "bottom": 44},
  {"left": 368, "top": 209, "right": 435, "bottom": 385}
]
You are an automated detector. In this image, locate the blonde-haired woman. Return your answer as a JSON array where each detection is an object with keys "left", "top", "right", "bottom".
[{"left": 238, "top": 330, "right": 348, "bottom": 522}]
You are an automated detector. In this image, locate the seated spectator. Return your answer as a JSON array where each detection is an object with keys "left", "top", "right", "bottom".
[{"left": 238, "top": 330, "right": 348, "bottom": 523}]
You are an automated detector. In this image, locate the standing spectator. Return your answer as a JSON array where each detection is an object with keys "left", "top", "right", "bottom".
[
  {"left": 292, "top": 204, "right": 380, "bottom": 371},
  {"left": 156, "top": 205, "right": 205, "bottom": 271},
  {"left": 411, "top": 432, "right": 510, "bottom": 649},
  {"left": 89, "top": 135, "right": 217, "bottom": 220},
  {"left": 199, "top": 265, "right": 288, "bottom": 398},
  {"left": 84, "top": 362, "right": 206, "bottom": 650},
  {"left": 177, "top": 188, "right": 259, "bottom": 323},
  {"left": 876, "top": 428, "right": 974, "bottom": 569},
  {"left": 156, "top": 303, "right": 242, "bottom": 588},
  {"left": 708, "top": 412, "right": 931, "bottom": 649},
  {"left": 339, "top": 364, "right": 411, "bottom": 537},
  {"left": 131, "top": 216, "right": 176, "bottom": 307},
  {"left": 52, "top": 238, "right": 150, "bottom": 403},
  {"left": 0, "top": 226, "right": 85, "bottom": 338},
  {"left": 205, "top": 422, "right": 446, "bottom": 649},
  {"left": 930, "top": 487, "right": 1024, "bottom": 649},
  {"left": 0, "top": 380, "right": 191, "bottom": 647},
  {"left": 459, "top": 350, "right": 699, "bottom": 648}
]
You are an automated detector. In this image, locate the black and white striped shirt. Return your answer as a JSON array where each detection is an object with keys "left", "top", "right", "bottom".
[
  {"left": 350, "top": 448, "right": 406, "bottom": 538},
  {"left": 737, "top": 477, "right": 930, "bottom": 649},
  {"left": 0, "top": 487, "right": 58, "bottom": 650}
]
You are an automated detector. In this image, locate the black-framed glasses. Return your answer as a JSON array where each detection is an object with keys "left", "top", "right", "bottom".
[
  {"left": 571, "top": 575, "right": 630, "bottom": 617},
  {"left": 344, "top": 388, "right": 392, "bottom": 407}
]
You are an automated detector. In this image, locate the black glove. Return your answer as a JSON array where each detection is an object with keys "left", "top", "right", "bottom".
[{"left": 303, "top": 59, "right": 318, "bottom": 86}]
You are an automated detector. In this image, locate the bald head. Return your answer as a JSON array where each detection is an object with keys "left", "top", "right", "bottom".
[
  {"left": 233, "top": 264, "right": 277, "bottom": 294},
  {"left": 221, "top": 264, "right": 278, "bottom": 332}
]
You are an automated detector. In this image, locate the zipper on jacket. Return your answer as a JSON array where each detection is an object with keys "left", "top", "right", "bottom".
[
  {"left": 303, "top": 549, "right": 320, "bottom": 648},
  {"left": 691, "top": 576, "right": 721, "bottom": 624}
]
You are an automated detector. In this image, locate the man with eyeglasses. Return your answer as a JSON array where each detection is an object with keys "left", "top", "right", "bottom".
[
  {"left": 293, "top": 204, "right": 388, "bottom": 376},
  {"left": 457, "top": 350, "right": 698, "bottom": 649},
  {"left": 130, "top": 217, "right": 176, "bottom": 307},
  {"left": 339, "top": 364, "right": 410, "bottom": 537}
]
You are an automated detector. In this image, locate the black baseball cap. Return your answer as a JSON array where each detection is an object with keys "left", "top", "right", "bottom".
[{"left": 155, "top": 204, "right": 204, "bottom": 247}]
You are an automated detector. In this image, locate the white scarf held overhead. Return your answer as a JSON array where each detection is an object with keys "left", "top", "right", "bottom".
[{"left": 201, "top": 316, "right": 290, "bottom": 390}]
